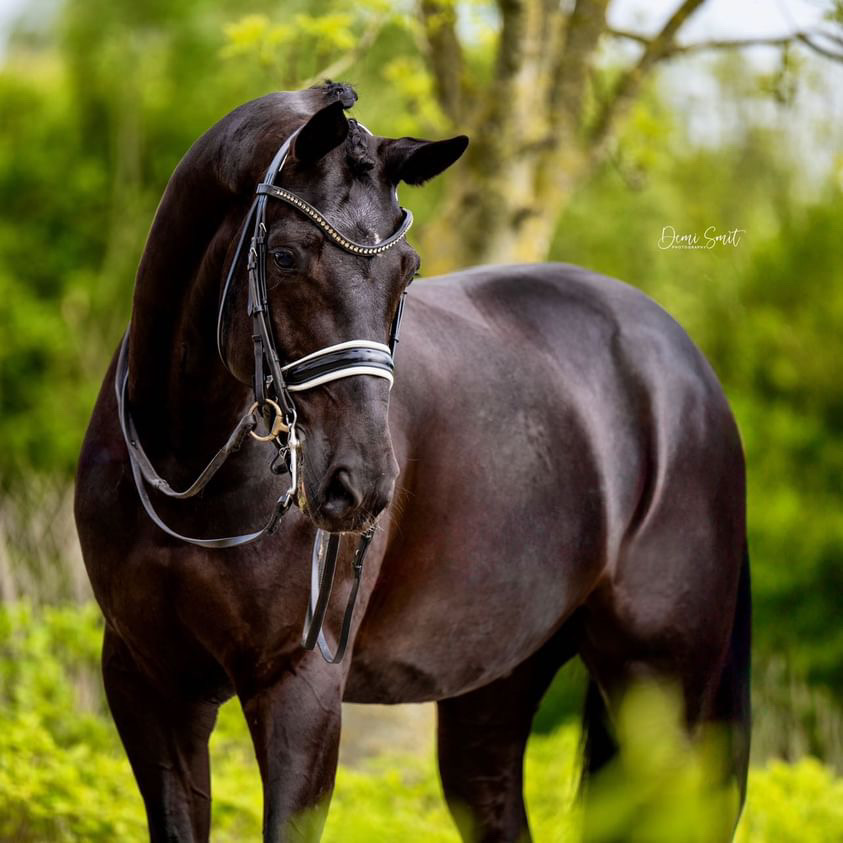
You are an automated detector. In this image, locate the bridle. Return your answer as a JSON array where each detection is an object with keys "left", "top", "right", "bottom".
[{"left": 115, "top": 119, "right": 413, "bottom": 663}]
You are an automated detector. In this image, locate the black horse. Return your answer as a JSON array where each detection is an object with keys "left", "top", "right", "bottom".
[{"left": 75, "top": 83, "right": 750, "bottom": 842}]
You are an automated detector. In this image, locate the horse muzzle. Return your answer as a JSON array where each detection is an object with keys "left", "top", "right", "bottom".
[{"left": 307, "top": 456, "right": 396, "bottom": 533}]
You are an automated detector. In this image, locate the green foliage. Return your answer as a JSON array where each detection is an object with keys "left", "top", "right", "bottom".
[
  {"left": 0, "top": 0, "right": 444, "bottom": 487},
  {"left": 533, "top": 658, "right": 589, "bottom": 734},
  {"left": 221, "top": 8, "right": 360, "bottom": 83},
  {"left": 0, "top": 0, "right": 841, "bottom": 787},
  {"left": 0, "top": 604, "right": 144, "bottom": 841},
  {"left": 0, "top": 0, "right": 233, "bottom": 483},
  {"left": 581, "top": 683, "right": 740, "bottom": 843},
  {"left": 0, "top": 603, "right": 106, "bottom": 745},
  {"left": 1, "top": 605, "right": 842, "bottom": 841},
  {"left": 0, "top": 712, "right": 146, "bottom": 842},
  {"left": 0, "top": 64, "right": 110, "bottom": 481},
  {"left": 711, "top": 199, "right": 843, "bottom": 692},
  {"left": 736, "top": 759, "right": 843, "bottom": 843},
  {"left": 549, "top": 119, "right": 843, "bottom": 706}
]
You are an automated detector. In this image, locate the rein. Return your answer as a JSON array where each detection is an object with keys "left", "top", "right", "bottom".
[{"left": 116, "top": 119, "right": 412, "bottom": 663}]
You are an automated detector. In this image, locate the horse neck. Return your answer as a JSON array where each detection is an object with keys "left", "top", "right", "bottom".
[
  {"left": 124, "top": 92, "right": 323, "bottom": 473},
  {"left": 127, "top": 166, "right": 250, "bottom": 474}
]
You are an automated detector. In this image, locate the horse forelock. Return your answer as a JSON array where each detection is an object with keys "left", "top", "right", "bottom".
[{"left": 345, "top": 119, "right": 376, "bottom": 177}]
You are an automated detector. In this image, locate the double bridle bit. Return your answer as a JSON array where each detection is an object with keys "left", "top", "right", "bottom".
[{"left": 116, "top": 120, "right": 412, "bottom": 663}]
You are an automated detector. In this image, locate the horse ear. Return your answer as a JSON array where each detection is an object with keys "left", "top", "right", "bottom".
[
  {"left": 292, "top": 100, "right": 349, "bottom": 165},
  {"left": 383, "top": 135, "right": 469, "bottom": 186}
]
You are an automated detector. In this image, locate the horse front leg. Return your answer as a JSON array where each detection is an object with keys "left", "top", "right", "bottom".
[
  {"left": 240, "top": 660, "right": 343, "bottom": 843},
  {"left": 102, "top": 627, "right": 219, "bottom": 843}
]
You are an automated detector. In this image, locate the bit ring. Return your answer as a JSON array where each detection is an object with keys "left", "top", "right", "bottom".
[{"left": 248, "top": 399, "right": 289, "bottom": 442}]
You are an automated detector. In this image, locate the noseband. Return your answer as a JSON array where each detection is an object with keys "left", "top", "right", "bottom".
[{"left": 116, "top": 120, "right": 413, "bottom": 663}]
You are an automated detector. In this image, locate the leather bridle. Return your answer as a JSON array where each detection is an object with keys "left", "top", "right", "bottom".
[{"left": 115, "top": 120, "right": 413, "bottom": 663}]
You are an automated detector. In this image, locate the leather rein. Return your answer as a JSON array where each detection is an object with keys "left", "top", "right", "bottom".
[{"left": 115, "top": 121, "right": 412, "bottom": 663}]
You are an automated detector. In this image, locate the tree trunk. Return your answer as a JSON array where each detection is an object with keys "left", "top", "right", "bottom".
[
  {"left": 415, "top": 0, "right": 729, "bottom": 270},
  {"left": 417, "top": 0, "right": 609, "bottom": 271},
  {"left": 419, "top": 138, "right": 590, "bottom": 271}
]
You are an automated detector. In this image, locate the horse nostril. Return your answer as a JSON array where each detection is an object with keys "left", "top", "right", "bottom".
[{"left": 321, "top": 468, "right": 363, "bottom": 520}]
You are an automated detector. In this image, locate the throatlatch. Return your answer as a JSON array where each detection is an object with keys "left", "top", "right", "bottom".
[{"left": 116, "top": 117, "right": 412, "bottom": 662}]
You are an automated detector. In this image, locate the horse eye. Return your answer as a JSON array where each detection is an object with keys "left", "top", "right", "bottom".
[{"left": 272, "top": 249, "right": 296, "bottom": 271}]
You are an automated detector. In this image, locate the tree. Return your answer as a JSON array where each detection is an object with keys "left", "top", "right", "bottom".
[{"left": 414, "top": 0, "right": 843, "bottom": 270}]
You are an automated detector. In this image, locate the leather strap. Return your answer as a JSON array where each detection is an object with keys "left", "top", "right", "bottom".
[
  {"left": 302, "top": 528, "right": 375, "bottom": 663},
  {"left": 115, "top": 333, "right": 294, "bottom": 548},
  {"left": 217, "top": 197, "right": 260, "bottom": 370},
  {"left": 119, "top": 338, "right": 258, "bottom": 500},
  {"left": 283, "top": 344, "right": 394, "bottom": 390},
  {"left": 256, "top": 183, "right": 413, "bottom": 256}
]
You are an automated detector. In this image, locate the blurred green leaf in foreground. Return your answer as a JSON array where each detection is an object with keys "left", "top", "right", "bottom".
[{"left": 1, "top": 605, "right": 841, "bottom": 842}]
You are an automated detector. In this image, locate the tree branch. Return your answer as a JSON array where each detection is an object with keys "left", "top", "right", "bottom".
[
  {"left": 300, "top": 16, "right": 387, "bottom": 90},
  {"left": 606, "top": 26, "right": 843, "bottom": 62},
  {"left": 797, "top": 32, "right": 843, "bottom": 63},
  {"left": 548, "top": 0, "right": 610, "bottom": 129},
  {"left": 590, "top": 0, "right": 706, "bottom": 148},
  {"left": 813, "top": 30, "right": 843, "bottom": 51},
  {"left": 419, "top": 0, "right": 466, "bottom": 124},
  {"left": 495, "top": 0, "right": 528, "bottom": 85}
]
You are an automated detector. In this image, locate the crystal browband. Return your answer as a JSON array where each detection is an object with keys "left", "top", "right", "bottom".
[{"left": 255, "top": 183, "right": 413, "bottom": 256}]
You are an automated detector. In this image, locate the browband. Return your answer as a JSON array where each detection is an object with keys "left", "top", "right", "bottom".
[{"left": 255, "top": 184, "right": 413, "bottom": 256}]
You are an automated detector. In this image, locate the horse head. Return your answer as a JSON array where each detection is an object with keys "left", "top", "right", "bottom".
[{"left": 220, "top": 92, "right": 467, "bottom": 533}]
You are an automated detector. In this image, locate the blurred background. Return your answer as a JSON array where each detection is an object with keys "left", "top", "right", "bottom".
[{"left": 0, "top": 0, "right": 842, "bottom": 840}]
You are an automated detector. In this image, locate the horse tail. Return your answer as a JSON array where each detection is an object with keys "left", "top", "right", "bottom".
[
  {"left": 717, "top": 540, "right": 752, "bottom": 810},
  {"left": 579, "top": 675, "right": 618, "bottom": 792}
]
